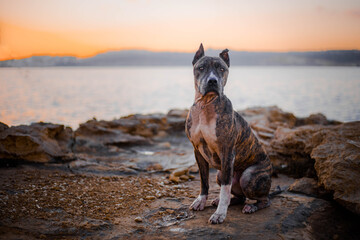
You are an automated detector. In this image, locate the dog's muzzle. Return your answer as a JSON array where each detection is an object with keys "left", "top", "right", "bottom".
[
  {"left": 204, "top": 78, "right": 219, "bottom": 95},
  {"left": 208, "top": 78, "right": 218, "bottom": 87}
]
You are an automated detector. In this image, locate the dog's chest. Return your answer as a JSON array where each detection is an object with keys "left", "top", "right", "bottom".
[{"left": 188, "top": 107, "right": 220, "bottom": 168}]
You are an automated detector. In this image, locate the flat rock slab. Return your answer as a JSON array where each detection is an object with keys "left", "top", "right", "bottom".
[{"left": 1, "top": 167, "right": 359, "bottom": 240}]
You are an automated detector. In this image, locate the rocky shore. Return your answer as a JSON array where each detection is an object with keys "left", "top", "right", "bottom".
[{"left": 1, "top": 106, "right": 359, "bottom": 239}]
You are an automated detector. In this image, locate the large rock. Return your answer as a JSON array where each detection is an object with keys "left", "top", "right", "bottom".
[
  {"left": 295, "top": 113, "right": 341, "bottom": 126},
  {"left": 70, "top": 111, "right": 190, "bottom": 173},
  {"left": 238, "top": 107, "right": 335, "bottom": 177},
  {"left": 311, "top": 122, "right": 360, "bottom": 215},
  {"left": 76, "top": 110, "right": 188, "bottom": 142},
  {"left": 0, "top": 122, "right": 74, "bottom": 163},
  {"left": 239, "top": 106, "right": 340, "bottom": 150},
  {"left": 116, "top": 110, "right": 188, "bottom": 136},
  {"left": 271, "top": 125, "right": 324, "bottom": 156},
  {"left": 239, "top": 108, "right": 359, "bottom": 215},
  {"left": 269, "top": 125, "right": 324, "bottom": 177},
  {"left": 0, "top": 122, "right": 9, "bottom": 132},
  {"left": 269, "top": 121, "right": 360, "bottom": 215},
  {"left": 115, "top": 113, "right": 168, "bottom": 138},
  {"left": 74, "top": 119, "right": 149, "bottom": 154},
  {"left": 239, "top": 106, "right": 298, "bottom": 129}
]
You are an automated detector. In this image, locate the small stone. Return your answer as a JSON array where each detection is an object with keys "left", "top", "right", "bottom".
[
  {"left": 179, "top": 175, "right": 189, "bottom": 181},
  {"left": 134, "top": 217, "right": 143, "bottom": 223},
  {"left": 145, "top": 195, "right": 156, "bottom": 200},
  {"left": 172, "top": 168, "right": 189, "bottom": 177},
  {"left": 169, "top": 175, "right": 180, "bottom": 183},
  {"left": 166, "top": 209, "right": 175, "bottom": 214}
]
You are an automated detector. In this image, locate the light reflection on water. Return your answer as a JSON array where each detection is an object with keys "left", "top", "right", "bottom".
[{"left": 0, "top": 66, "right": 359, "bottom": 129}]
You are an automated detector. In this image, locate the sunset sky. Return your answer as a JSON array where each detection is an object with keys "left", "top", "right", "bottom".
[{"left": 1, "top": 0, "right": 360, "bottom": 60}]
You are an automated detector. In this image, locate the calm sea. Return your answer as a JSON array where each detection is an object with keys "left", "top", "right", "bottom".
[{"left": 1, "top": 66, "right": 359, "bottom": 129}]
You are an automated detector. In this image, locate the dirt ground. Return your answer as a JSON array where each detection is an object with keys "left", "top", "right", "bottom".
[{"left": 1, "top": 164, "right": 359, "bottom": 240}]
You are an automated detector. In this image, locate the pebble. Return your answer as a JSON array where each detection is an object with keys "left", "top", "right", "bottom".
[
  {"left": 134, "top": 217, "right": 143, "bottom": 223},
  {"left": 179, "top": 175, "right": 189, "bottom": 181},
  {"left": 145, "top": 196, "right": 156, "bottom": 200},
  {"left": 166, "top": 209, "right": 175, "bottom": 214},
  {"left": 172, "top": 168, "right": 189, "bottom": 177},
  {"left": 169, "top": 167, "right": 195, "bottom": 183},
  {"left": 169, "top": 175, "right": 180, "bottom": 183}
]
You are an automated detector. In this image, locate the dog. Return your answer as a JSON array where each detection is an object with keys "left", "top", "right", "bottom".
[{"left": 185, "top": 44, "right": 272, "bottom": 224}]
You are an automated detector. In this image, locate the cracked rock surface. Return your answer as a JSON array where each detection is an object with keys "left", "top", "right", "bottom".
[{"left": 1, "top": 107, "right": 359, "bottom": 239}]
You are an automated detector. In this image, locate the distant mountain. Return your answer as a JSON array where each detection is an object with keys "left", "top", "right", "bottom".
[
  {"left": 1, "top": 49, "right": 360, "bottom": 67},
  {"left": 0, "top": 56, "right": 78, "bottom": 67}
]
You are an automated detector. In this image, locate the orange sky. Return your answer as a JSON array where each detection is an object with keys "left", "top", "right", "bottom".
[{"left": 1, "top": 0, "right": 360, "bottom": 61}]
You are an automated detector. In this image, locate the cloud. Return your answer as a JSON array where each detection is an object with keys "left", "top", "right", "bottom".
[{"left": 346, "top": 9, "right": 360, "bottom": 18}]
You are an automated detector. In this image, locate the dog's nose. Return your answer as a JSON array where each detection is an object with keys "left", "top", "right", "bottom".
[{"left": 208, "top": 78, "right": 218, "bottom": 86}]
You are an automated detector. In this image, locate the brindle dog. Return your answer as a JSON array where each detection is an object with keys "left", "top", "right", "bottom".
[{"left": 185, "top": 44, "right": 272, "bottom": 224}]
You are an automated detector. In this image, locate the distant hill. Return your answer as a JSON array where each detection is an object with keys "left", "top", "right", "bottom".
[{"left": 1, "top": 49, "right": 360, "bottom": 67}]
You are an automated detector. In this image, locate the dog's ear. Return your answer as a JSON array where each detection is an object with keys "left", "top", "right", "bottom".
[
  {"left": 219, "top": 49, "right": 230, "bottom": 67},
  {"left": 192, "top": 43, "right": 204, "bottom": 65}
]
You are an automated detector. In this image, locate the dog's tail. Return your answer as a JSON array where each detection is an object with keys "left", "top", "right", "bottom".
[{"left": 269, "top": 185, "right": 284, "bottom": 198}]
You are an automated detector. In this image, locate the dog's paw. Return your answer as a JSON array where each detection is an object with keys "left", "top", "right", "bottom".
[
  {"left": 211, "top": 198, "right": 219, "bottom": 206},
  {"left": 208, "top": 211, "right": 226, "bottom": 224},
  {"left": 242, "top": 204, "right": 258, "bottom": 214},
  {"left": 190, "top": 195, "right": 207, "bottom": 211}
]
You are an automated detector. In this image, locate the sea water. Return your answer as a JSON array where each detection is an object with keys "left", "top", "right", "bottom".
[{"left": 1, "top": 66, "right": 359, "bottom": 129}]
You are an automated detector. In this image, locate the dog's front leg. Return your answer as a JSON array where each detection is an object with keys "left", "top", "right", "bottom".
[
  {"left": 190, "top": 150, "right": 209, "bottom": 211},
  {"left": 209, "top": 149, "right": 234, "bottom": 224}
]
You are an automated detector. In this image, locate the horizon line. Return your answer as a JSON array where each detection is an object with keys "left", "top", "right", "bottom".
[{"left": 2, "top": 48, "right": 360, "bottom": 62}]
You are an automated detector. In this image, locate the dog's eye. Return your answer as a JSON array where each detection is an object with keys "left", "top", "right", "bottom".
[
  {"left": 199, "top": 66, "right": 204, "bottom": 71},
  {"left": 220, "top": 68, "right": 225, "bottom": 72}
]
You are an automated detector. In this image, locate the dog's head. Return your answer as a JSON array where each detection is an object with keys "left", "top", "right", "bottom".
[{"left": 192, "top": 43, "right": 230, "bottom": 97}]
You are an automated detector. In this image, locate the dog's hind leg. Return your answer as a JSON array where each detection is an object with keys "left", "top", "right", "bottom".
[
  {"left": 211, "top": 171, "right": 246, "bottom": 207},
  {"left": 240, "top": 162, "right": 272, "bottom": 214}
]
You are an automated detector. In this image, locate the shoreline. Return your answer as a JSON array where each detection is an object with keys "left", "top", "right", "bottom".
[
  {"left": 1, "top": 105, "right": 351, "bottom": 134},
  {"left": 1, "top": 106, "right": 359, "bottom": 239}
]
